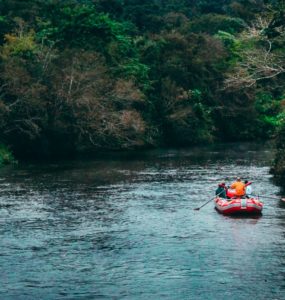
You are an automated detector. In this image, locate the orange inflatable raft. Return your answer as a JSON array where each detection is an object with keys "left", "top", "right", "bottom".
[{"left": 215, "top": 197, "right": 263, "bottom": 215}]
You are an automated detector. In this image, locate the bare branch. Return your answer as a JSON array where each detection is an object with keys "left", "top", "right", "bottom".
[{"left": 223, "top": 14, "right": 285, "bottom": 91}]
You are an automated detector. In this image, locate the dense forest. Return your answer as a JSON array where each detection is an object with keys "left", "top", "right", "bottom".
[{"left": 0, "top": 0, "right": 284, "bottom": 169}]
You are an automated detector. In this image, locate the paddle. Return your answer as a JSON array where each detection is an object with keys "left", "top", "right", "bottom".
[
  {"left": 251, "top": 194, "right": 285, "bottom": 201},
  {"left": 194, "top": 189, "right": 225, "bottom": 211}
]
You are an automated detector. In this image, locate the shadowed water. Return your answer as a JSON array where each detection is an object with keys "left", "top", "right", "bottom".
[{"left": 0, "top": 143, "right": 285, "bottom": 299}]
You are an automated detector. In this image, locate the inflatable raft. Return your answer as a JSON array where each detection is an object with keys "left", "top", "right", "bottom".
[{"left": 215, "top": 197, "right": 263, "bottom": 215}]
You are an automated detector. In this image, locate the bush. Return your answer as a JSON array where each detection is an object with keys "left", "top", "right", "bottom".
[
  {"left": 255, "top": 92, "right": 285, "bottom": 138},
  {"left": 190, "top": 14, "right": 246, "bottom": 35},
  {"left": 0, "top": 144, "right": 15, "bottom": 165},
  {"left": 272, "top": 123, "right": 285, "bottom": 176}
]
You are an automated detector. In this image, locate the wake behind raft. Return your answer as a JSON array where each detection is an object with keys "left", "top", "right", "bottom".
[{"left": 215, "top": 189, "right": 263, "bottom": 215}]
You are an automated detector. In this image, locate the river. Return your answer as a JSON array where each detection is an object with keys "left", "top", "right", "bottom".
[{"left": 0, "top": 143, "right": 285, "bottom": 300}]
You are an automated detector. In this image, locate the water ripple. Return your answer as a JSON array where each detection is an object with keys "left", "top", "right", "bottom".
[{"left": 0, "top": 143, "right": 284, "bottom": 300}]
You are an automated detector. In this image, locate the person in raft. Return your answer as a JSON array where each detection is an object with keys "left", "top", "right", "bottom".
[
  {"left": 244, "top": 180, "right": 252, "bottom": 198},
  {"left": 215, "top": 182, "right": 227, "bottom": 198},
  {"left": 230, "top": 177, "right": 245, "bottom": 198}
]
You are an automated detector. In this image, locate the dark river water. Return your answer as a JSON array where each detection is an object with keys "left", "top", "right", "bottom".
[{"left": 0, "top": 143, "right": 285, "bottom": 300}]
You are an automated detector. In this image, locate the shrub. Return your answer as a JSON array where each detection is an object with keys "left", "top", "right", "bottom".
[{"left": 0, "top": 144, "right": 15, "bottom": 165}]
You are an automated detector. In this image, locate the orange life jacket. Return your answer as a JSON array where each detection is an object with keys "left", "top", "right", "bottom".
[{"left": 230, "top": 181, "right": 245, "bottom": 196}]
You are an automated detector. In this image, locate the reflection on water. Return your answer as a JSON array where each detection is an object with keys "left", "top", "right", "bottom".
[{"left": 0, "top": 143, "right": 285, "bottom": 299}]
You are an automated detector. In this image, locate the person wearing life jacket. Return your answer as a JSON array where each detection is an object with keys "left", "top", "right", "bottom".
[
  {"left": 215, "top": 182, "right": 227, "bottom": 198},
  {"left": 230, "top": 177, "right": 245, "bottom": 197},
  {"left": 245, "top": 180, "right": 252, "bottom": 198}
]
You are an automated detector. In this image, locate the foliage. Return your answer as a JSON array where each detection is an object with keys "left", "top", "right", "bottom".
[
  {"left": 215, "top": 30, "right": 241, "bottom": 58},
  {"left": 0, "top": 144, "right": 15, "bottom": 165},
  {"left": 272, "top": 122, "right": 285, "bottom": 176},
  {"left": 0, "top": 0, "right": 284, "bottom": 159},
  {"left": 190, "top": 14, "right": 246, "bottom": 34},
  {"left": 2, "top": 31, "right": 37, "bottom": 58}
]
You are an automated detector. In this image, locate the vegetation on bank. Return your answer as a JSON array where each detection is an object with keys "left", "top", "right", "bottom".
[
  {"left": 0, "top": 0, "right": 284, "bottom": 166},
  {"left": 272, "top": 124, "right": 285, "bottom": 176},
  {"left": 0, "top": 144, "right": 15, "bottom": 165}
]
